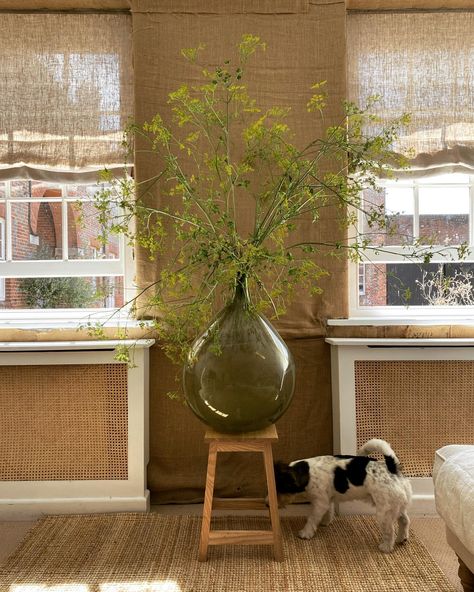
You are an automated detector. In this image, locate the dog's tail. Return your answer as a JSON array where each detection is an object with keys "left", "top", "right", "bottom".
[{"left": 358, "top": 438, "right": 400, "bottom": 475}]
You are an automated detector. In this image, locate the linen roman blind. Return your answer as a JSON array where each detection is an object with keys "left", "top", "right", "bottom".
[
  {"left": 347, "top": 11, "right": 474, "bottom": 177},
  {"left": 0, "top": 12, "right": 133, "bottom": 182}
]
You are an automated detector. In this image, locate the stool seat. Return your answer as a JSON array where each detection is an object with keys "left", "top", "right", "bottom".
[{"left": 198, "top": 424, "right": 283, "bottom": 561}]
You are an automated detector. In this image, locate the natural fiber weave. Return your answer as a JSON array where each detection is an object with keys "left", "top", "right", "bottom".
[
  {"left": 0, "top": 514, "right": 455, "bottom": 591},
  {"left": 0, "top": 363, "right": 128, "bottom": 481},
  {"left": 354, "top": 360, "right": 474, "bottom": 478}
]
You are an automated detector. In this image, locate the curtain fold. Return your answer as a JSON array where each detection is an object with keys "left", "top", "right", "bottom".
[
  {"left": 0, "top": 13, "right": 133, "bottom": 181},
  {"left": 347, "top": 11, "right": 474, "bottom": 177}
]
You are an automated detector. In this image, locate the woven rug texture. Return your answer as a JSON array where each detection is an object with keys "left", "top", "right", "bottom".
[{"left": 0, "top": 514, "right": 455, "bottom": 592}]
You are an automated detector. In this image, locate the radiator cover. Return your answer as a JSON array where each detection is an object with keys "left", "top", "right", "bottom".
[
  {"left": 327, "top": 337, "right": 474, "bottom": 513},
  {"left": 0, "top": 363, "right": 128, "bottom": 481},
  {"left": 0, "top": 340, "right": 153, "bottom": 519},
  {"left": 355, "top": 360, "right": 474, "bottom": 478}
]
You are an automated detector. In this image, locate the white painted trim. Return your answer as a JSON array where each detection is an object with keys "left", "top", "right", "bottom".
[
  {"left": 348, "top": 306, "right": 474, "bottom": 320},
  {"left": 337, "top": 489, "right": 435, "bottom": 516},
  {"left": 0, "top": 218, "right": 4, "bottom": 301},
  {"left": 0, "top": 339, "right": 154, "bottom": 351},
  {"left": 0, "top": 493, "right": 150, "bottom": 521},
  {"left": 0, "top": 341, "right": 154, "bottom": 518},
  {"left": 326, "top": 337, "right": 474, "bottom": 346},
  {"left": 0, "top": 310, "right": 150, "bottom": 329},
  {"left": 0, "top": 259, "right": 123, "bottom": 277},
  {"left": 328, "top": 316, "right": 474, "bottom": 326}
]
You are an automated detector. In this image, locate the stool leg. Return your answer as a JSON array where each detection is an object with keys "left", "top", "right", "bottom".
[
  {"left": 263, "top": 441, "right": 284, "bottom": 561},
  {"left": 199, "top": 442, "right": 217, "bottom": 561}
]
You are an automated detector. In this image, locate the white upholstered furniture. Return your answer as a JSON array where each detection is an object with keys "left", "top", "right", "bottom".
[{"left": 434, "top": 445, "right": 474, "bottom": 592}]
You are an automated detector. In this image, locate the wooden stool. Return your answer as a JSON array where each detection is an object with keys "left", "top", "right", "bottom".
[{"left": 198, "top": 424, "right": 283, "bottom": 562}]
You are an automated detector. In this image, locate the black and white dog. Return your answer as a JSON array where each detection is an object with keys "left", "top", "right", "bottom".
[{"left": 274, "top": 439, "right": 412, "bottom": 553}]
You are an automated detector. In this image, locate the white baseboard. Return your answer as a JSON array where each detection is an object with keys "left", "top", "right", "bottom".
[
  {"left": 336, "top": 493, "right": 436, "bottom": 516},
  {"left": 0, "top": 490, "right": 150, "bottom": 520}
]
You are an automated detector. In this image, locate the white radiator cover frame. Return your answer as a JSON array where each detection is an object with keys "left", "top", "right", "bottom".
[
  {"left": 326, "top": 337, "right": 474, "bottom": 515},
  {"left": 0, "top": 339, "right": 154, "bottom": 519}
]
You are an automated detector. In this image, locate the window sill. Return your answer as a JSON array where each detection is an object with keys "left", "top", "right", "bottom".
[
  {"left": 0, "top": 339, "right": 155, "bottom": 351},
  {"left": 328, "top": 317, "right": 474, "bottom": 326},
  {"left": 0, "top": 308, "right": 147, "bottom": 330}
]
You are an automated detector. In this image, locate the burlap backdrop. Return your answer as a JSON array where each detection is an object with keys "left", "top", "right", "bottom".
[{"left": 130, "top": 0, "right": 347, "bottom": 502}]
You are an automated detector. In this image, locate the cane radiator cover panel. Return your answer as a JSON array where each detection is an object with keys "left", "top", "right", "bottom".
[
  {"left": 0, "top": 363, "right": 128, "bottom": 481},
  {"left": 354, "top": 360, "right": 474, "bottom": 477}
]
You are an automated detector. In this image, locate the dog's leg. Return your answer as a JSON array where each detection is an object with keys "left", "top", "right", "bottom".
[
  {"left": 298, "top": 499, "right": 329, "bottom": 539},
  {"left": 396, "top": 510, "right": 410, "bottom": 544},
  {"left": 375, "top": 504, "right": 397, "bottom": 553},
  {"left": 320, "top": 501, "right": 334, "bottom": 526}
]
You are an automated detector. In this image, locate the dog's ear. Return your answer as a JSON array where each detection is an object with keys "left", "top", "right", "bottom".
[
  {"left": 291, "top": 461, "right": 310, "bottom": 490},
  {"left": 274, "top": 460, "right": 309, "bottom": 494},
  {"left": 273, "top": 461, "right": 288, "bottom": 487}
]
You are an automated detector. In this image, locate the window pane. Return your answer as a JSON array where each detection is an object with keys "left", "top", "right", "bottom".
[
  {"left": 0, "top": 276, "right": 124, "bottom": 309},
  {"left": 68, "top": 201, "right": 120, "bottom": 260},
  {"left": 419, "top": 186, "right": 469, "bottom": 245},
  {"left": 30, "top": 181, "right": 62, "bottom": 199},
  {"left": 11, "top": 180, "right": 62, "bottom": 199},
  {"left": 359, "top": 262, "right": 474, "bottom": 307},
  {"left": 12, "top": 202, "right": 63, "bottom": 260},
  {"left": 66, "top": 184, "right": 102, "bottom": 199},
  {"left": 10, "top": 180, "right": 30, "bottom": 198},
  {"left": 0, "top": 182, "right": 5, "bottom": 199},
  {"left": 362, "top": 186, "right": 414, "bottom": 246}
]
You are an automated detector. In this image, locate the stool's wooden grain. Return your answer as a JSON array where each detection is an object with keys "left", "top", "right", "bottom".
[{"left": 198, "top": 424, "right": 283, "bottom": 562}]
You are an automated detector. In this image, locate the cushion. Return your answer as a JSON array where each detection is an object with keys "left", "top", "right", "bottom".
[{"left": 433, "top": 445, "right": 474, "bottom": 557}]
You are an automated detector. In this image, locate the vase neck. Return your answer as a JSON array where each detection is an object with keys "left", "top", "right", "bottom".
[{"left": 233, "top": 273, "right": 250, "bottom": 305}]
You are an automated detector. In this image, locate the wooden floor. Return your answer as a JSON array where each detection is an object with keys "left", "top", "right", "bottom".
[{"left": 0, "top": 506, "right": 462, "bottom": 592}]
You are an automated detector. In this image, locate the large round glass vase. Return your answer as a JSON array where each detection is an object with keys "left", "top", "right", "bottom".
[{"left": 183, "top": 276, "right": 295, "bottom": 433}]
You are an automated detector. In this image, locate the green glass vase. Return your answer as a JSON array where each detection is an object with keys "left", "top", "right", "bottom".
[{"left": 183, "top": 275, "right": 295, "bottom": 433}]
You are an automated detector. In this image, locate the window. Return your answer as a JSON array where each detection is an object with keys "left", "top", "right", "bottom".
[
  {"left": 347, "top": 10, "right": 474, "bottom": 319},
  {"left": 0, "top": 13, "right": 132, "bottom": 317},
  {"left": 0, "top": 180, "right": 127, "bottom": 310},
  {"left": 353, "top": 174, "right": 474, "bottom": 316}
]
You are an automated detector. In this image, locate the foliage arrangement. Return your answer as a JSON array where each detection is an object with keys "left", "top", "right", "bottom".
[{"left": 95, "top": 35, "right": 453, "bottom": 364}]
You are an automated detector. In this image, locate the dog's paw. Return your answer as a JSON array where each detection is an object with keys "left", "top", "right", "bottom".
[
  {"left": 298, "top": 527, "right": 315, "bottom": 540},
  {"left": 378, "top": 541, "right": 394, "bottom": 553}
]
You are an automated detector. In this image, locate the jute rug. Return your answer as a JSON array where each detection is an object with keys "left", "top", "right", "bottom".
[{"left": 0, "top": 514, "right": 455, "bottom": 592}]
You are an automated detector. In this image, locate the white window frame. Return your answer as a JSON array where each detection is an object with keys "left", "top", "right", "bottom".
[
  {"left": 0, "top": 180, "right": 134, "bottom": 321},
  {"left": 0, "top": 218, "right": 5, "bottom": 301},
  {"left": 349, "top": 174, "right": 474, "bottom": 320},
  {"left": 358, "top": 263, "right": 366, "bottom": 297}
]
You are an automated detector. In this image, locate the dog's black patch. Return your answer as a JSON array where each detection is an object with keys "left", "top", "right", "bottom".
[
  {"left": 333, "top": 456, "right": 372, "bottom": 493},
  {"left": 384, "top": 455, "right": 399, "bottom": 474},
  {"left": 334, "top": 454, "right": 358, "bottom": 460},
  {"left": 346, "top": 456, "right": 371, "bottom": 485},
  {"left": 334, "top": 466, "right": 349, "bottom": 493},
  {"left": 274, "top": 460, "right": 310, "bottom": 494}
]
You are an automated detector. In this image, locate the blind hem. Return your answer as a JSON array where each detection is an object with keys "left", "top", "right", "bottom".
[{"left": 0, "top": 163, "right": 131, "bottom": 183}]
